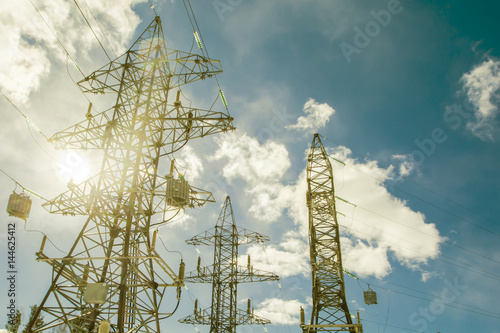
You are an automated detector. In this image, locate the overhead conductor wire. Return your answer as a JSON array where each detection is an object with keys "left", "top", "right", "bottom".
[
  {"left": 70, "top": 0, "right": 112, "bottom": 62},
  {"left": 319, "top": 134, "right": 500, "bottom": 266},
  {"left": 29, "top": 0, "right": 85, "bottom": 77},
  {"left": 182, "top": 0, "right": 230, "bottom": 113}
]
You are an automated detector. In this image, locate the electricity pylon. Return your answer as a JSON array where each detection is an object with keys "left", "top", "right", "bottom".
[
  {"left": 179, "top": 196, "right": 279, "bottom": 333},
  {"left": 300, "top": 134, "right": 362, "bottom": 333},
  {"left": 26, "top": 16, "right": 234, "bottom": 333}
]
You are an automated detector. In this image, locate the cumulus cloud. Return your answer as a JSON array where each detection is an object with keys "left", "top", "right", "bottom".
[
  {"left": 254, "top": 298, "right": 307, "bottom": 325},
  {"left": 175, "top": 145, "right": 204, "bottom": 181},
  {"left": 222, "top": 138, "right": 443, "bottom": 279},
  {"left": 210, "top": 125, "right": 442, "bottom": 280},
  {"left": 341, "top": 238, "right": 391, "bottom": 279},
  {"left": 329, "top": 145, "right": 442, "bottom": 275},
  {"left": 392, "top": 153, "right": 417, "bottom": 178},
  {"left": 461, "top": 58, "right": 500, "bottom": 141},
  {"left": 0, "top": 0, "right": 146, "bottom": 103},
  {"left": 210, "top": 130, "right": 293, "bottom": 223},
  {"left": 243, "top": 231, "right": 310, "bottom": 278},
  {"left": 286, "top": 98, "right": 335, "bottom": 132},
  {"left": 211, "top": 130, "right": 291, "bottom": 185}
]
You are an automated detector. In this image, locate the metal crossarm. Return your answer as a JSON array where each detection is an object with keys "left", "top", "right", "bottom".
[
  {"left": 301, "top": 134, "right": 362, "bottom": 333},
  {"left": 26, "top": 16, "right": 234, "bottom": 333},
  {"left": 179, "top": 196, "right": 279, "bottom": 333}
]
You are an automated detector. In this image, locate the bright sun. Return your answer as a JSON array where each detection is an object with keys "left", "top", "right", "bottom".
[{"left": 57, "top": 151, "right": 91, "bottom": 184}]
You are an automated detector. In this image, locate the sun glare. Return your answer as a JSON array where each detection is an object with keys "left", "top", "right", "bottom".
[{"left": 57, "top": 151, "right": 91, "bottom": 184}]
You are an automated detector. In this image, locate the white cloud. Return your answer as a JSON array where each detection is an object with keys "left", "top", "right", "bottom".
[
  {"left": 175, "top": 146, "right": 204, "bottom": 181},
  {"left": 255, "top": 298, "right": 307, "bottom": 325},
  {"left": 0, "top": 0, "right": 146, "bottom": 104},
  {"left": 330, "top": 146, "right": 442, "bottom": 276},
  {"left": 210, "top": 130, "right": 293, "bottom": 223},
  {"left": 211, "top": 130, "right": 291, "bottom": 185},
  {"left": 231, "top": 141, "right": 442, "bottom": 279},
  {"left": 461, "top": 58, "right": 500, "bottom": 141},
  {"left": 210, "top": 127, "right": 441, "bottom": 280},
  {"left": 341, "top": 238, "right": 391, "bottom": 279},
  {"left": 286, "top": 98, "right": 335, "bottom": 132},
  {"left": 243, "top": 234, "right": 310, "bottom": 278},
  {"left": 392, "top": 153, "right": 417, "bottom": 178}
]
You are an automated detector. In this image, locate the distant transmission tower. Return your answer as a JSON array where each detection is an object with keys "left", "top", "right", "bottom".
[
  {"left": 300, "top": 134, "right": 362, "bottom": 333},
  {"left": 26, "top": 16, "right": 234, "bottom": 333},
  {"left": 179, "top": 196, "right": 279, "bottom": 333}
]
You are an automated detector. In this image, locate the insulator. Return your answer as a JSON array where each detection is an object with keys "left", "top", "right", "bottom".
[
  {"left": 300, "top": 307, "right": 305, "bottom": 326},
  {"left": 178, "top": 259, "right": 185, "bottom": 283},
  {"left": 24, "top": 188, "right": 43, "bottom": 199},
  {"left": 247, "top": 298, "right": 251, "bottom": 315},
  {"left": 186, "top": 112, "right": 193, "bottom": 134},
  {"left": 194, "top": 299, "right": 198, "bottom": 314},
  {"left": 174, "top": 91, "right": 181, "bottom": 109},
  {"left": 151, "top": 230, "right": 158, "bottom": 251},
  {"left": 98, "top": 321, "right": 110, "bottom": 333},
  {"left": 39, "top": 235, "right": 47, "bottom": 253},
  {"left": 194, "top": 31, "right": 203, "bottom": 50},
  {"left": 169, "top": 159, "right": 176, "bottom": 175},
  {"left": 219, "top": 90, "right": 228, "bottom": 108},
  {"left": 26, "top": 116, "right": 41, "bottom": 133},
  {"left": 86, "top": 102, "right": 93, "bottom": 119},
  {"left": 197, "top": 256, "right": 201, "bottom": 271},
  {"left": 82, "top": 263, "right": 89, "bottom": 283},
  {"left": 247, "top": 255, "right": 251, "bottom": 268}
]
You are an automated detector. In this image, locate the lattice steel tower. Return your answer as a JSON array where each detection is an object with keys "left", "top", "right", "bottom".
[
  {"left": 300, "top": 134, "right": 362, "bottom": 333},
  {"left": 179, "top": 196, "right": 279, "bottom": 333},
  {"left": 26, "top": 16, "right": 234, "bottom": 333}
]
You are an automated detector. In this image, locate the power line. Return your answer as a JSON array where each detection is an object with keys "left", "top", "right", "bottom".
[
  {"left": 182, "top": 0, "right": 230, "bottom": 114},
  {"left": 338, "top": 217, "right": 500, "bottom": 282},
  {"left": 317, "top": 135, "right": 500, "bottom": 265},
  {"left": 0, "top": 88, "right": 62, "bottom": 164},
  {"left": 355, "top": 202, "right": 500, "bottom": 265},
  {"left": 320, "top": 134, "right": 500, "bottom": 229},
  {"left": 368, "top": 281, "right": 500, "bottom": 320},
  {"left": 0, "top": 89, "right": 49, "bottom": 141},
  {"left": 0, "top": 167, "right": 48, "bottom": 201},
  {"left": 29, "top": 0, "right": 85, "bottom": 77},
  {"left": 81, "top": 0, "right": 118, "bottom": 59},
  {"left": 332, "top": 152, "right": 500, "bottom": 238},
  {"left": 349, "top": 274, "right": 500, "bottom": 323},
  {"left": 70, "top": 0, "right": 113, "bottom": 62}
]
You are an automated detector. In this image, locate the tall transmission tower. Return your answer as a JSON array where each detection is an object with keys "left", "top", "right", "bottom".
[
  {"left": 26, "top": 16, "right": 234, "bottom": 333},
  {"left": 178, "top": 196, "right": 279, "bottom": 333},
  {"left": 300, "top": 134, "right": 362, "bottom": 333}
]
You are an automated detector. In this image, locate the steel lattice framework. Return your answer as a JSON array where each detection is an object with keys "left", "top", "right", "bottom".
[
  {"left": 301, "top": 134, "right": 362, "bottom": 333},
  {"left": 178, "top": 196, "right": 279, "bottom": 333},
  {"left": 26, "top": 16, "right": 234, "bottom": 333}
]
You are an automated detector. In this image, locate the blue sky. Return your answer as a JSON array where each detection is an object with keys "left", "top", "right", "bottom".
[{"left": 1, "top": 0, "right": 500, "bottom": 332}]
